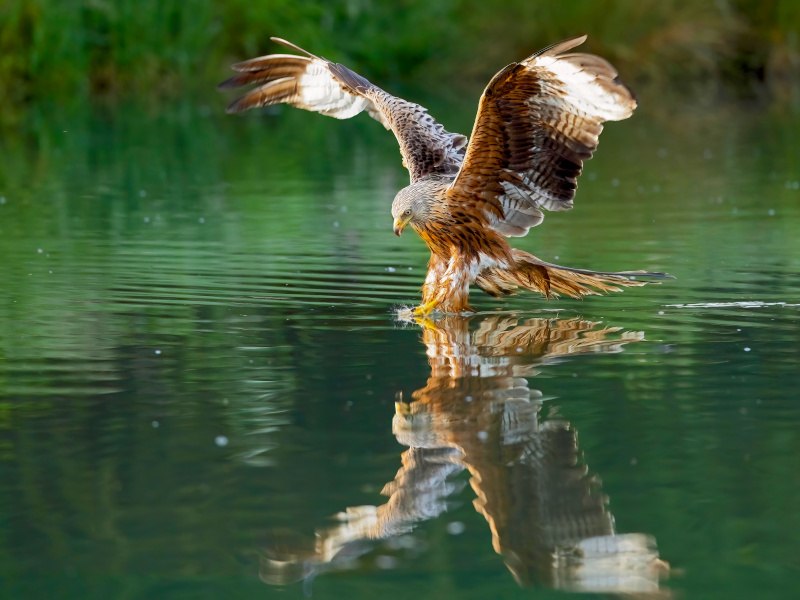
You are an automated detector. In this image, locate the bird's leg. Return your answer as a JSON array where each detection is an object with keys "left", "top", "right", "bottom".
[
  {"left": 415, "top": 257, "right": 472, "bottom": 315},
  {"left": 413, "top": 298, "right": 441, "bottom": 316},
  {"left": 415, "top": 255, "right": 448, "bottom": 316}
]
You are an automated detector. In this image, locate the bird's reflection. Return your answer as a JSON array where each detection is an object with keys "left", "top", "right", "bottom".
[{"left": 260, "top": 314, "right": 669, "bottom": 595}]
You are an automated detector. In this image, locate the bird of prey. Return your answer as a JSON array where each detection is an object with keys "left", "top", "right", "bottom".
[{"left": 220, "top": 36, "right": 669, "bottom": 314}]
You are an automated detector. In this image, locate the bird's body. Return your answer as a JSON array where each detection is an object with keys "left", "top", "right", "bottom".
[
  {"left": 393, "top": 175, "right": 507, "bottom": 313},
  {"left": 221, "top": 36, "right": 669, "bottom": 314}
]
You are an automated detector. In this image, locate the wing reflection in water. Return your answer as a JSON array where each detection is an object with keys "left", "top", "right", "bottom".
[{"left": 260, "top": 315, "right": 670, "bottom": 595}]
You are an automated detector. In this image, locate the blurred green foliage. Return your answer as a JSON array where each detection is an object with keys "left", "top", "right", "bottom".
[{"left": 1, "top": 0, "right": 798, "bottom": 115}]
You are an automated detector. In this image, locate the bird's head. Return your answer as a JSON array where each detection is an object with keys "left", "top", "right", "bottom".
[{"left": 391, "top": 185, "right": 431, "bottom": 236}]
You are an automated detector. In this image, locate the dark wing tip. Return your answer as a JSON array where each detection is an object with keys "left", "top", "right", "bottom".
[
  {"left": 225, "top": 99, "right": 246, "bottom": 114},
  {"left": 535, "top": 34, "right": 588, "bottom": 58},
  {"left": 217, "top": 76, "right": 240, "bottom": 91},
  {"left": 269, "top": 37, "right": 320, "bottom": 60}
]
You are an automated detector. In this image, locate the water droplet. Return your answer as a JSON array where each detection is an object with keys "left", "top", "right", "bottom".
[
  {"left": 198, "top": 217, "right": 205, "bottom": 224},
  {"left": 477, "top": 430, "right": 488, "bottom": 442},
  {"left": 385, "top": 266, "right": 396, "bottom": 273},
  {"left": 36, "top": 248, "right": 43, "bottom": 254},
  {"left": 143, "top": 216, "right": 151, "bottom": 223},
  {"left": 151, "top": 420, "right": 160, "bottom": 428},
  {"left": 464, "top": 395, "right": 473, "bottom": 403},
  {"left": 332, "top": 221, "right": 340, "bottom": 228},
  {"left": 139, "top": 189, "right": 147, "bottom": 198},
  {"left": 154, "top": 349, "right": 162, "bottom": 355},
  {"left": 214, "top": 435, "right": 229, "bottom": 447},
  {"left": 395, "top": 535, "right": 417, "bottom": 549},
  {"left": 0, "top": 196, "right": 7, "bottom": 204},
  {"left": 744, "top": 347, "right": 751, "bottom": 352},
  {"left": 375, "top": 555, "right": 398, "bottom": 570},
  {"left": 658, "top": 310, "right": 665, "bottom": 315},
  {"left": 768, "top": 209, "right": 776, "bottom": 216},
  {"left": 446, "top": 521, "right": 466, "bottom": 535}
]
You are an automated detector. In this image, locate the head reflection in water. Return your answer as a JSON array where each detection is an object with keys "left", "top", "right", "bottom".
[{"left": 260, "top": 315, "right": 670, "bottom": 595}]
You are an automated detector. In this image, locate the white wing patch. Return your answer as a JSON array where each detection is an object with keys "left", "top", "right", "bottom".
[
  {"left": 529, "top": 55, "right": 634, "bottom": 122},
  {"left": 296, "top": 64, "right": 371, "bottom": 119}
]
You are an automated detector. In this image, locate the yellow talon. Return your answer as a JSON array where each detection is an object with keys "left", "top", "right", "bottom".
[
  {"left": 413, "top": 315, "right": 439, "bottom": 332},
  {"left": 412, "top": 300, "right": 439, "bottom": 316}
]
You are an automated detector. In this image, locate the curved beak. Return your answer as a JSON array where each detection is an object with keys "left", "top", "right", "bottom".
[{"left": 393, "top": 216, "right": 409, "bottom": 236}]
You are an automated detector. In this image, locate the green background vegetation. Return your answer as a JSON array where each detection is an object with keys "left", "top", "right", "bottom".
[
  {"left": 2, "top": 2, "right": 800, "bottom": 598},
  {"left": 1, "top": 0, "right": 799, "bottom": 115}
]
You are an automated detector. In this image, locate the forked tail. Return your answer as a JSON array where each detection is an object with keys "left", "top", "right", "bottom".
[{"left": 476, "top": 249, "right": 672, "bottom": 300}]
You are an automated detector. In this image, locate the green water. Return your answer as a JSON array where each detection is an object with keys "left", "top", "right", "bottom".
[{"left": 1, "top": 97, "right": 799, "bottom": 599}]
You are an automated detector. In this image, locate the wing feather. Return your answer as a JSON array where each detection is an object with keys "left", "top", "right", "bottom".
[
  {"left": 220, "top": 38, "right": 466, "bottom": 182},
  {"left": 446, "top": 35, "right": 636, "bottom": 237}
]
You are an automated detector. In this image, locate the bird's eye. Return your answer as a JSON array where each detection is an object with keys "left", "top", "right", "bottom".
[{"left": 403, "top": 208, "right": 412, "bottom": 216}]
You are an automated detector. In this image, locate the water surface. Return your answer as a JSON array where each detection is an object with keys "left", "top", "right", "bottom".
[{"left": 1, "top": 98, "right": 799, "bottom": 599}]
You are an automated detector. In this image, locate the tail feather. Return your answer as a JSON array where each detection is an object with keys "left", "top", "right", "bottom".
[{"left": 475, "top": 249, "right": 671, "bottom": 300}]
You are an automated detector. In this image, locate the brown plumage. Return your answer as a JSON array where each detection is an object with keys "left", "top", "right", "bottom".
[
  {"left": 257, "top": 316, "right": 669, "bottom": 592},
  {"left": 221, "top": 36, "right": 671, "bottom": 314}
]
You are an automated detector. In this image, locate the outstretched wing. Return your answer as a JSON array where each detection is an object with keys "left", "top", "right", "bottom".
[
  {"left": 446, "top": 35, "right": 636, "bottom": 237},
  {"left": 220, "top": 37, "right": 467, "bottom": 182}
]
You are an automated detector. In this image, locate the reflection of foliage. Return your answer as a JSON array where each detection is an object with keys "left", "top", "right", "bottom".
[
  {"left": 2, "top": 98, "right": 800, "bottom": 379},
  {"left": 258, "top": 316, "right": 669, "bottom": 595},
  {"left": 0, "top": 0, "right": 798, "bottom": 117}
]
